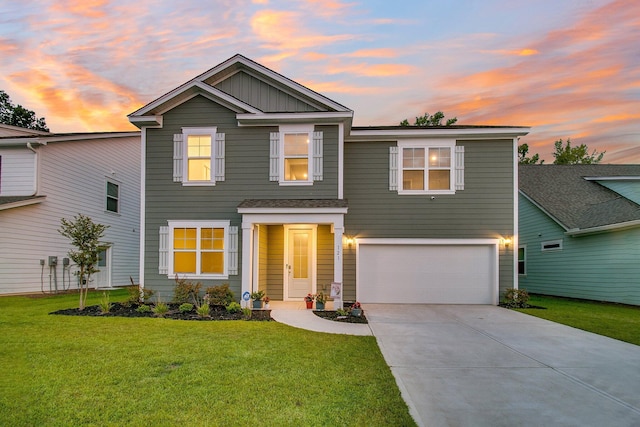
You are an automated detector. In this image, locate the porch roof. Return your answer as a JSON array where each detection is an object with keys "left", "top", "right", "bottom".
[{"left": 238, "top": 199, "right": 348, "bottom": 209}]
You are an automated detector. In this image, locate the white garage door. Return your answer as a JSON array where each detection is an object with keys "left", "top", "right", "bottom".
[{"left": 358, "top": 242, "right": 497, "bottom": 304}]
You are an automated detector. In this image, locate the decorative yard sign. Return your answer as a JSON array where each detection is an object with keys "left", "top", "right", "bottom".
[
  {"left": 331, "top": 282, "right": 343, "bottom": 310},
  {"left": 242, "top": 292, "right": 250, "bottom": 301}
]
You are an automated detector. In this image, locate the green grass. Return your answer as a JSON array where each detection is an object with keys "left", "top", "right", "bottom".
[
  {"left": 0, "top": 290, "right": 415, "bottom": 426},
  {"left": 516, "top": 294, "right": 640, "bottom": 346}
]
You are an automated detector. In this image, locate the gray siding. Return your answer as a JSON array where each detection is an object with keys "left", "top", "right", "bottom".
[
  {"left": 317, "top": 224, "right": 334, "bottom": 296},
  {"left": 214, "top": 71, "right": 320, "bottom": 113},
  {"left": 519, "top": 194, "right": 640, "bottom": 305},
  {"left": 266, "top": 225, "right": 284, "bottom": 300},
  {"left": 343, "top": 139, "right": 515, "bottom": 297},
  {"left": 144, "top": 95, "right": 339, "bottom": 299}
]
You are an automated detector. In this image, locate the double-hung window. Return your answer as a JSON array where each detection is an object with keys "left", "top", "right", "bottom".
[
  {"left": 168, "top": 221, "right": 229, "bottom": 279},
  {"left": 173, "top": 127, "right": 225, "bottom": 185},
  {"left": 106, "top": 180, "right": 120, "bottom": 213},
  {"left": 396, "top": 140, "right": 457, "bottom": 194},
  {"left": 270, "top": 125, "right": 322, "bottom": 185}
]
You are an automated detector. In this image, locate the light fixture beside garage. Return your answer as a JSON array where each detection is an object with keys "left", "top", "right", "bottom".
[
  {"left": 501, "top": 237, "right": 512, "bottom": 248},
  {"left": 344, "top": 236, "right": 355, "bottom": 248}
]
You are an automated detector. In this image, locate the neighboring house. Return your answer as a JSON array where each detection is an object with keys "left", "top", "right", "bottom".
[
  {"left": 519, "top": 164, "right": 640, "bottom": 306},
  {"left": 0, "top": 124, "right": 141, "bottom": 294},
  {"left": 128, "top": 54, "right": 529, "bottom": 305}
]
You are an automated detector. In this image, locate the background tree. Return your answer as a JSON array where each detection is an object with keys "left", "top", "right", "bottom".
[
  {"left": 552, "top": 138, "right": 605, "bottom": 164},
  {"left": 400, "top": 111, "right": 458, "bottom": 126},
  {"left": 59, "top": 214, "right": 109, "bottom": 310},
  {"left": 518, "top": 143, "right": 544, "bottom": 164},
  {"left": 0, "top": 90, "right": 49, "bottom": 131}
]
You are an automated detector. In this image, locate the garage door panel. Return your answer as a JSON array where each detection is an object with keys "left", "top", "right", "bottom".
[{"left": 359, "top": 244, "right": 495, "bottom": 304}]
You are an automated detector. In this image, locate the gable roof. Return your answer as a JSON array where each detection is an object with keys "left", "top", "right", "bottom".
[
  {"left": 519, "top": 164, "right": 640, "bottom": 235},
  {"left": 128, "top": 54, "right": 353, "bottom": 128}
]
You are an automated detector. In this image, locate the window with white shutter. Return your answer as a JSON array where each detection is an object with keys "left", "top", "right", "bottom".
[
  {"left": 161, "top": 220, "right": 237, "bottom": 279},
  {"left": 390, "top": 139, "right": 463, "bottom": 195},
  {"left": 272, "top": 125, "right": 321, "bottom": 185},
  {"left": 173, "top": 127, "right": 224, "bottom": 186}
]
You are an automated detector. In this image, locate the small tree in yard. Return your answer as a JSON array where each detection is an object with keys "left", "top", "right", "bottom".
[{"left": 59, "top": 214, "right": 109, "bottom": 310}]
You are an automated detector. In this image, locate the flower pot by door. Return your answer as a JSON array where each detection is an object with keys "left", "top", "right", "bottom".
[
  {"left": 351, "top": 308, "right": 362, "bottom": 317},
  {"left": 305, "top": 301, "right": 313, "bottom": 309},
  {"left": 316, "top": 302, "right": 325, "bottom": 310},
  {"left": 253, "top": 300, "right": 263, "bottom": 309}
]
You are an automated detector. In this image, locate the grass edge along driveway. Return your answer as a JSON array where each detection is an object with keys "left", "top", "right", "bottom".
[
  {"left": 516, "top": 294, "right": 640, "bottom": 346},
  {"left": 0, "top": 290, "right": 416, "bottom": 427}
]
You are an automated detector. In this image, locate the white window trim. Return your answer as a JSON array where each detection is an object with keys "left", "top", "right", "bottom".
[
  {"left": 279, "top": 124, "right": 314, "bottom": 186},
  {"left": 168, "top": 220, "right": 230, "bottom": 279},
  {"left": 182, "top": 126, "right": 217, "bottom": 186},
  {"left": 397, "top": 139, "right": 456, "bottom": 195},
  {"left": 105, "top": 177, "right": 121, "bottom": 214},
  {"left": 541, "top": 239, "right": 563, "bottom": 252}
]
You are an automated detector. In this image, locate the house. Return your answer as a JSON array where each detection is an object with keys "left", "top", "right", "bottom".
[
  {"left": 128, "top": 54, "right": 529, "bottom": 305},
  {"left": 519, "top": 164, "right": 640, "bottom": 306},
  {"left": 0, "top": 124, "right": 141, "bottom": 294}
]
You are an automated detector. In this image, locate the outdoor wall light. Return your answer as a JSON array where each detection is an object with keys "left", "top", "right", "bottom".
[
  {"left": 345, "top": 236, "right": 355, "bottom": 248},
  {"left": 501, "top": 237, "right": 512, "bottom": 248}
]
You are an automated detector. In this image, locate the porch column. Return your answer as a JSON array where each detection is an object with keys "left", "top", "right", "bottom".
[
  {"left": 241, "top": 222, "right": 254, "bottom": 308},
  {"left": 333, "top": 226, "right": 344, "bottom": 310}
]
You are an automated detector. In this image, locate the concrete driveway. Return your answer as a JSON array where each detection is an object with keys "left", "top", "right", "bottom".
[{"left": 365, "top": 304, "right": 640, "bottom": 427}]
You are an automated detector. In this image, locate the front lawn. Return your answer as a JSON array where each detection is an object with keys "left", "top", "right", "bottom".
[
  {"left": 0, "top": 290, "right": 415, "bottom": 426},
  {"left": 516, "top": 294, "right": 640, "bottom": 346}
]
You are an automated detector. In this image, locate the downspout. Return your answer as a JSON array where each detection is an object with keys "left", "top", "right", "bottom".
[{"left": 26, "top": 142, "right": 38, "bottom": 196}]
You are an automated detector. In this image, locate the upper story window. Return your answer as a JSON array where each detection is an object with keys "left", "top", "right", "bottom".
[
  {"left": 173, "top": 127, "right": 225, "bottom": 186},
  {"left": 284, "top": 132, "right": 310, "bottom": 181},
  {"left": 391, "top": 140, "right": 461, "bottom": 195},
  {"left": 270, "top": 125, "right": 323, "bottom": 185},
  {"left": 106, "top": 180, "right": 119, "bottom": 213},
  {"left": 187, "top": 134, "right": 212, "bottom": 181}
]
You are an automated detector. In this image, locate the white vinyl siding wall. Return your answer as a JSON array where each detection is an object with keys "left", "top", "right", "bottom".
[
  {"left": 0, "top": 148, "right": 37, "bottom": 196},
  {"left": 0, "top": 136, "right": 140, "bottom": 294}
]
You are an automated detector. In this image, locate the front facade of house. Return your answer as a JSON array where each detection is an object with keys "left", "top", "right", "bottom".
[
  {"left": 519, "top": 165, "right": 640, "bottom": 306},
  {"left": 0, "top": 126, "right": 141, "bottom": 294},
  {"left": 130, "top": 55, "right": 529, "bottom": 305}
]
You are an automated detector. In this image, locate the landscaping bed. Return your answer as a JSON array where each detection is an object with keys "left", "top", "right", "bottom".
[
  {"left": 313, "top": 310, "right": 368, "bottom": 324},
  {"left": 50, "top": 302, "right": 272, "bottom": 321}
]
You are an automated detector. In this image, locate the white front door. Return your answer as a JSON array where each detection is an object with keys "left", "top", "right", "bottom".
[
  {"left": 93, "top": 247, "right": 111, "bottom": 288},
  {"left": 285, "top": 225, "right": 316, "bottom": 300}
]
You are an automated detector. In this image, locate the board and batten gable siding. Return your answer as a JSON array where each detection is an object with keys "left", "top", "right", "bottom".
[
  {"left": 144, "top": 95, "right": 340, "bottom": 298},
  {"left": 342, "top": 139, "right": 516, "bottom": 297},
  {"left": 0, "top": 135, "right": 140, "bottom": 294},
  {"left": 0, "top": 147, "right": 37, "bottom": 196},
  {"left": 212, "top": 71, "right": 321, "bottom": 113},
  {"left": 519, "top": 194, "right": 640, "bottom": 305},
  {"left": 597, "top": 180, "right": 640, "bottom": 205}
]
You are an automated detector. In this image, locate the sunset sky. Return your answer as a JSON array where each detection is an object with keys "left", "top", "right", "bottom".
[{"left": 1, "top": 0, "right": 639, "bottom": 163}]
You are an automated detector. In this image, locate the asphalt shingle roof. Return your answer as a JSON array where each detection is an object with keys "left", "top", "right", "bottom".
[{"left": 519, "top": 165, "right": 640, "bottom": 231}]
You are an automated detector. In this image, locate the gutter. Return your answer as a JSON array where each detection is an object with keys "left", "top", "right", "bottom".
[{"left": 565, "top": 219, "right": 640, "bottom": 237}]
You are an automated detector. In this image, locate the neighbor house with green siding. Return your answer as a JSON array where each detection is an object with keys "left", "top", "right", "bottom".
[
  {"left": 128, "top": 54, "right": 529, "bottom": 305},
  {"left": 519, "top": 164, "right": 640, "bottom": 306}
]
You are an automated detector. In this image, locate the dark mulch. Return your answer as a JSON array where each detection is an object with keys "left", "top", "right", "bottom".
[
  {"left": 312, "top": 310, "right": 368, "bottom": 324},
  {"left": 50, "top": 302, "right": 272, "bottom": 321}
]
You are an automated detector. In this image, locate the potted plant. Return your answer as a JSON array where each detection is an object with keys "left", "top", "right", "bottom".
[
  {"left": 251, "top": 290, "right": 266, "bottom": 309},
  {"left": 304, "top": 293, "right": 314, "bottom": 309},
  {"left": 350, "top": 301, "right": 363, "bottom": 317},
  {"left": 315, "top": 291, "right": 327, "bottom": 310},
  {"left": 263, "top": 296, "right": 270, "bottom": 309}
]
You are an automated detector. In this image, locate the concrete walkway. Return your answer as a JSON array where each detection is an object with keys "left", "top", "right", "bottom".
[
  {"left": 365, "top": 304, "right": 640, "bottom": 427},
  {"left": 270, "top": 302, "right": 372, "bottom": 336}
]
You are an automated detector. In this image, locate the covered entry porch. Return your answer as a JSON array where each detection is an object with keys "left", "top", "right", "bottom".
[{"left": 238, "top": 199, "right": 348, "bottom": 304}]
